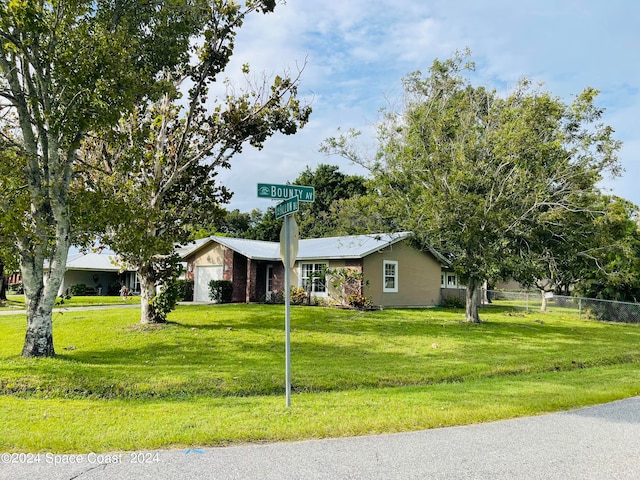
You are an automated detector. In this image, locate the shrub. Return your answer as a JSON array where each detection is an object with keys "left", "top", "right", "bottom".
[
  {"left": 347, "top": 293, "right": 373, "bottom": 310},
  {"left": 107, "top": 281, "right": 121, "bottom": 296},
  {"left": 265, "top": 287, "right": 327, "bottom": 307},
  {"left": 290, "top": 286, "right": 306, "bottom": 305},
  {"left": 175, "top": 279, "right": 194, "bottom": 301},
  {"left": 265, "top": 290, "right": 284, "bottom": 304},
  {"left": 209, "top": 280, "right": 233, "bottom": 303},
  {"left": 70, "top": 284, "right": 87, "bottom": 296},
  {"left": 327, "top": 267, "right": 369, "bottom": 307},
  {"left": 441, "top": 295, "right": 465, "bottom": 308},
  {"left": 149, "top": 282, "right": 181, "bottom": 323},
  {"left": 9, "top": 282, "right": 23, "bottom": 294}
]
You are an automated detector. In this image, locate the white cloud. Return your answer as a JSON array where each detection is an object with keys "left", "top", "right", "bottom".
[{"left": 211, "top": 0, "right": 640, "bottom": 211}]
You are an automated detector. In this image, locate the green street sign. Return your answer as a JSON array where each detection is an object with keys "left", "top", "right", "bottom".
[
  {"left": 257, "top": 183, "right": 315, "bottom": 202},
  {"left": 275, "top": 196, "right": 299, "bottom": 219}
]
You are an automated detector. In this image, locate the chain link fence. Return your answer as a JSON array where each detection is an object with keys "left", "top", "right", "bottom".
[{"left": 483, "top": 290, "right": 640, "bottom": 324}]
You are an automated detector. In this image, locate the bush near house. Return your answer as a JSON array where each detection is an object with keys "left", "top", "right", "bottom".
[
  {"left": 290, "top": 286, "right": 307, "bottom": 305},
  {"left": 70, "top": 284, "right": 87, "bottom": 296},
  {"left": 175, "top": 279, "right": 194, "bottom": 301},
  {"left": 8, "top": 282, "right": 23, "bottom": 294},
  {"left": 347, "top": 293, "right": 373, "bottom": 310},
  {"left": 209, "top": 280, "right": 233, "bottom": 303},
  {"left": 107, "top": 282, "right": 122, "bottom": 296}
]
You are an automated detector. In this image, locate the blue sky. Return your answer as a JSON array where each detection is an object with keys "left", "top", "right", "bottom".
[{"left": 217, "top": 0, "right": 640, "bottom": 213}]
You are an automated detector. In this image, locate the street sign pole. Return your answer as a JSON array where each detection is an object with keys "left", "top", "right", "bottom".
[
  {"left": 284, "top": 214, "right": 292, "bottom": 408},
  {"left": 258, "top": 183, "right": 310, "bottom": 408}
]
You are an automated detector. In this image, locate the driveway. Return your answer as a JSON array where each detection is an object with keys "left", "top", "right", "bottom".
[{"left": 2, "top": 396, "right": 639, "bottom": 480}]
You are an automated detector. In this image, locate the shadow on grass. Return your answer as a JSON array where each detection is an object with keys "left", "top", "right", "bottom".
[{"left": 3, "top": 304, "right": 640, "bottom": 400}]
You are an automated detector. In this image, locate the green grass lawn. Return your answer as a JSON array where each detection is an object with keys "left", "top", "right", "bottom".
[
  {"left": 0, "top": 294, "right": 140, "bottom": 310},
  {"left": 1, "top": 303, "right": 639, "bottom": 452}
]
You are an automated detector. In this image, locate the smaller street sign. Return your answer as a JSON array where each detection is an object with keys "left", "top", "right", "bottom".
[
  {"left": 275, "top": 196, "right": 299, "bottom": 219},
  {"left": 257, "top": 183, "right": 315, "bottom": 202}
]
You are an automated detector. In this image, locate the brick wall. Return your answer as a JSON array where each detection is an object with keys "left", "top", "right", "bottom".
[
  {"left": 223, "top": 248, "right": 234, "bottom": 282},
  {"left": 272, "top": 264, "right": 284, "bottom": 293},
  {"left": 246, "top": 259, "right": 258, "bottom": 302},
  {"left": 231, "top": 252, "right": 247, "bottom": 303}
]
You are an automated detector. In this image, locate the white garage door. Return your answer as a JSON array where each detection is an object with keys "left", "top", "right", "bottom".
[{"left": 194, "top": 265, "right": 223, "bottom": 302}]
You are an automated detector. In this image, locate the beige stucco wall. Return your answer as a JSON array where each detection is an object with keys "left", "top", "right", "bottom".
[
  {"left": 290, "top": 259, "right": 353, "bottom": 302},
  {"left": 190, "top": 243, "right": 225, "bottom": 268},
  {"left": 363, "top": 241, "right": 442, "bottom": 307}
]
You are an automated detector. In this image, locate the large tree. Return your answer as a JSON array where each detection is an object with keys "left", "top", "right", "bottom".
[
  {"left": 80, "top": 1, "right": 311, "bottom": 323},
  {"left": 572, "top": 197, "right": 640, "bottom": 302},
  {"left": 0, "top": 0, "right": 212, "bottom": 355},
  {"left": 292, "top": 164, "right": 368, "bottom": 237},
  {"left": 505, "top": 194, "right": 638, "bottom": 310},
  {"left": 196, "top": 164, "right": 367, "bottom": 241},
  {"left": 323, "top": 51, "right": 621, "bottom": 322}
]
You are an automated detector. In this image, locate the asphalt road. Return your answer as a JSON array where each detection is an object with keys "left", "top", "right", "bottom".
[{"left": 2, "top": 396, "right": 639, "bottom": 480}]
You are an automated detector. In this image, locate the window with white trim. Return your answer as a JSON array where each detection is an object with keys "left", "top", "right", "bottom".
[
  {"left": 446, "top": 274, "right": 457, "bottom": 288},
  {"left": 300, "top": 263, "right": 328, "bottom": 295},
  {"left": 383, "top": 260, "right": 398, "bottom": 293}
]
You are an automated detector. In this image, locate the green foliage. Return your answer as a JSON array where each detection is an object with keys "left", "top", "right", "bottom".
[
  {"left": 323, "top": 50, "right": 621, "bottom": 322},
  {"left": 264, "top": 289, "right": 283, "bottom": 304},
  {"left": 441, "top": 295, "right": 465, "bottom": 309},
  {"left": 107, "top": 282, "right": 121, "bottom": 296},
  {"left": 175, "top": 280, "right": 195, "bottom": 302},
  {"left": 69, "top": 284, "right": 87, "bottom": 296},
  {"left": 346, "top": 293, "right": 373, "bottom": 310},
  {"left": 572, "top": 199, "right": 640, "bottom": 302},
  {"left": 209, "top": 280, "right": 233, "bottom": 303},
  {"left": 327, "top": 267, "right": 370, "bottom": 308},
  {"left": 74, "top": 2, "right": 310, "bottom": 325},
  {"left": 0, "top": 0, "right": 243, "bottom": 353},
  {"left": 289, "top": 286, "right": 307, "bottom": 305},
  {"left": 149, "top": 282, "right": 181, "bottom": 323},
  {"left": 7, "top": 282, "right": 22, "bottom": 294},
  {"left": 198, "top": 164, "right": 369, "bottom": 241},
  {"left": 293, "top": 164, "right": 368, "bottom": 237}
]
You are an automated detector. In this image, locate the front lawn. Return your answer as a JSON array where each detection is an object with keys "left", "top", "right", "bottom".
[
  {"left": 1, "top": 304, "right": 639, "bottom": 452},
  {"left": 0, "top": 294, "right": 140, "bottom": 310}
]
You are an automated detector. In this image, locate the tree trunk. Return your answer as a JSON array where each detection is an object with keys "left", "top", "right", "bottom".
[
  {"left": 139, "top": 265, "right": 163, "bottom": 324},
  {"left": 19, "top": 233, "right": 69, "bottom": 357},
  {"left": 22, "top": 308, "right": 55, "bottom": 357},
  {"left": 540, "top": 290, "right": 548, "bottom": 312},
  {"left": 465, "top": 278, "right": 481, "bottom": 323}
]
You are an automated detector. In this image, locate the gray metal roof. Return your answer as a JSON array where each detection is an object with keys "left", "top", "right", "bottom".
[
  {"left": 212, "top": 237, "right": 281, "bottom": 260},
  {"left": 297, "top": 232, "right": 413, "bottom": 260},
  {"left": 182, "top": 232, "right": 423, "bottom": 262},
  {"left": 54, "top": 252, "right": 128, "bottom": 272},
  {"left": 174, "top": 237, "right": 211, "bottom": 258}
]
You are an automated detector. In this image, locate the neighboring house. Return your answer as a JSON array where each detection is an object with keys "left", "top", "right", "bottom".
[
  {"left": 179, "top": 232, "right": 452, "bottom": 307},
  {"left": 45, "top": 251, "right": 138, "bottom": 296},
  {"left": 440, "top": 269, "right": 468, "bottom": 303}
]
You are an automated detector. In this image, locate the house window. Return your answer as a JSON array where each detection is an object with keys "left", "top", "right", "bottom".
[
  {"left": 383, "top": 260, "right": 398, "bottom": 293},
  {"left": 300, "top": 263, "right": 327, "bottom": 295},
  {"left": 447, "top": 274, "right": 457, "bottom": 288},
  {"left": 441, "top": 273, "right": 445, "bottom": 288}
]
